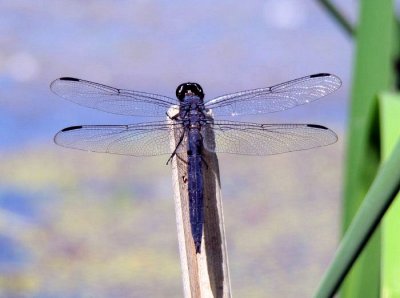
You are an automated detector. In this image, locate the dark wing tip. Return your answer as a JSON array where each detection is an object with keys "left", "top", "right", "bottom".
[
  {"left": 59, "top": 77, "right": 80, "bottom": 81},
  {"left": 61, "top": 125, "right": 83, "bottom": 132},
  {"left": 50, "top": 77, "right": 80, "bottom": 90},
  {"left": 307, "top": 124, "right": 328, "bottom": 130},
  {"left": 309, "top": 73, "right": 331, "bottom": 78}
]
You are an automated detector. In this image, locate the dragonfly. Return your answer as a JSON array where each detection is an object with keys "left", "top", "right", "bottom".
[{"left": 51, "top": 73, "right": 341, "bottom": 253}]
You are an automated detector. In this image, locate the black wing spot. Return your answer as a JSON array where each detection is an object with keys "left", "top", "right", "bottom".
[
  {"left": 59, "top": 77, "right": 80, "bottom": 81},
  {"left": 307, "top": 124, "right": 328, "bottom": 129},
  {"left": 310, "top": 73, "right": 330, "bottom": 78},
  {"left": 61, "top": 125, "right": 83, "bottom": 132}
]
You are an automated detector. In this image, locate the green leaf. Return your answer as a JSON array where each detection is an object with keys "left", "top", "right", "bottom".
[
  {"left": 380, "top": 93, "right": 400, "bottom": 297},
  {"left": 314, "top": 138, "right": 400, "bottom": 298}
]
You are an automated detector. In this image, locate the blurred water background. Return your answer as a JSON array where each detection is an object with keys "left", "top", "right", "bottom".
[{"left": 0, "top": 1, "right": 353, "bottom": 297}]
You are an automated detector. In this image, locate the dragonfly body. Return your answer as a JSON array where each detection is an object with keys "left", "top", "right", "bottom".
[
  {"left": 51, "top": 73, "right": 342, "bottom": 253},
  {"left": 175, "top": 87, "right": 209, "bottom": 253}
]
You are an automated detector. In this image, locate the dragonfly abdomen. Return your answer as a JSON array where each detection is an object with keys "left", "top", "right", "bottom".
[{"left": 187, "top": 129, "right": 204, "bottom": 253}]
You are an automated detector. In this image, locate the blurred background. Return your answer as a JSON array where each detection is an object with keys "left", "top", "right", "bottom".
[{"left": 0, "top": 1, "right": 353, "bottom": 297}]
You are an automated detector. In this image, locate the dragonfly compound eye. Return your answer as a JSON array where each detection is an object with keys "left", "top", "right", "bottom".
[{"left": 176, "top": 82, "right": 204, "bottom": 101}]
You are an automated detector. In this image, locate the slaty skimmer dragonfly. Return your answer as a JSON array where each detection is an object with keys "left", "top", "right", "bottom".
[{"left": 51, "top": 73, "right": 341, "bottom": 253}]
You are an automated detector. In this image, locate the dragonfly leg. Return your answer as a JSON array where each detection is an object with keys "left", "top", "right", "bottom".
[
  {"left": 200, "top": 155, "right": 209, "bottom": 169},
  {"left": 166, "top": 131, "right": 185, "bottom": 165}
]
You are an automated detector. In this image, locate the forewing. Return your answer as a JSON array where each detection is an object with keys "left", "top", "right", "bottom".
[
  {"left": 205, "top": 73, "right": 341, "bottom": 116},
  {"left": 51, "top": 77, "right": 177, "bottom": 116},
  {"left": 202, "top": 120, "right": 337, "bottom": 155},
  {"left": 54, "top": 121, "right": 185, "bottom": 156}
]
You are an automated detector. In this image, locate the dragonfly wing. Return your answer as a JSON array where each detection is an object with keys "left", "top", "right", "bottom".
[
  {"left": 202, "top": 120, "right": 337, "bottom": 155},
  {"left": 54, "top": 121, "right": 185, "bottom": 156},
  {"left": 205, "top": 73, "right": 341, "bottom": 116},
  {"left": 51, "top": 77, "right": 177, "bottom": 116}
]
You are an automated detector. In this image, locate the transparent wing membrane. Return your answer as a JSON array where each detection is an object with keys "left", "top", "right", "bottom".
[
  {"left": 205, "top": 73, "right": 341, "bottom": 116},
  {"left": 53, "top": 73, "right": 340, "bottom": 158},
  {"left": 51, "top": 77, "right": 176, "bottom": 117},
  {"left": 54, "top": 121, "right": 185, "bottom": 156},
  {"left": 202, "top": 120, "right": 337, "bottom": 155}
]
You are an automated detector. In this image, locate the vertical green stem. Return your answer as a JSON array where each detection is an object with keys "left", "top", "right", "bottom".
[{"left": 342, "top": 0, "right": 396, "bottom": 297}]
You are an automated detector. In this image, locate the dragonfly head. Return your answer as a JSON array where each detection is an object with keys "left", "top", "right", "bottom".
[{"left": 176, "top": 82, "right": 204, "bottom": 101}]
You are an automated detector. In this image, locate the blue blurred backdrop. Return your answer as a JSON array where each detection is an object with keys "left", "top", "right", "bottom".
[{"left": 0, "top": 1, "right": 353, "bottom": 297}]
